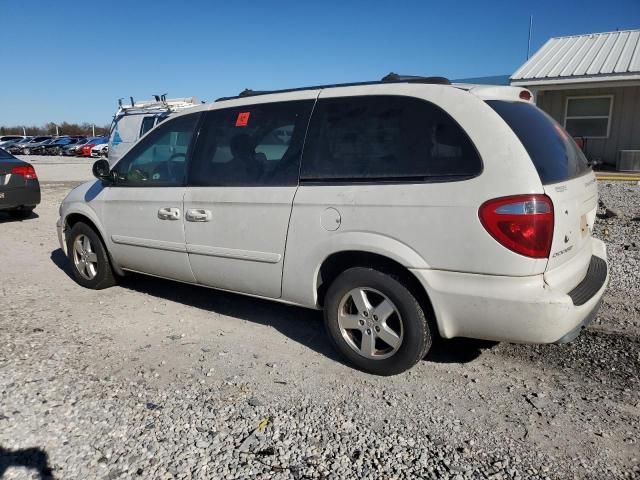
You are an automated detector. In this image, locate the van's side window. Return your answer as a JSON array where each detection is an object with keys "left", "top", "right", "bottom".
[
  {"left": 112, "top": 113, "right": 200, "bottom": 187},
  {"left": 139, "top": 116, "right": 157, "bottom": 137},
  {"left": 300, "top": 95, "right": 482, "bottom": 182},
  {"left": 188, "top": 100, "right": 314, "bottom": 187}
]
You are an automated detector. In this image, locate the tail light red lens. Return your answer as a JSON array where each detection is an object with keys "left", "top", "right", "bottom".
[
  {"left": 479, "top": 195, "right": 554, "bottom": 258},
  {"left": 11, "top": 165, "right": 38, "bottom": 180}
]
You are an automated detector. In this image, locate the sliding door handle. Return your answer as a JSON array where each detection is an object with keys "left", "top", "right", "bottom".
[
  {"left": 158, "top": 207, "right": 181, "bottom": 220},
  {"left": 186, "top": 209, "right": 212, "bottom": 222}
]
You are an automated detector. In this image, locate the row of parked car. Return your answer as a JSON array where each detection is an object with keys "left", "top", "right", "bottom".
[{"left": 0, "top": 135, "right": 109, "bottom": 158}]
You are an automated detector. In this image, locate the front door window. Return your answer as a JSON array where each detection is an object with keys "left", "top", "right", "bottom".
[{"left": 113, "top": 113, "right": 200, "bottom": 186}]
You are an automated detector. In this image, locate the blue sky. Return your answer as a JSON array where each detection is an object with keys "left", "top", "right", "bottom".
[{"left": 0, "top": 0, "right": 638, "bottom": 126}]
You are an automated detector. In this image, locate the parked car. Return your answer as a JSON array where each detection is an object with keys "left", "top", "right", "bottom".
[
  {"left": 90, "top": 143, "right": 108, "bottom": 158},
  {"left": 9, "top": 136, "right": 53, "bottom": 155},
  {"left": 63, "top": 137, "right": 92, "bottom": 156},
  {"left": 0, "top": 135, "right": 26, "bottom": 148},
  {"left": 29, "top": 138, "right": 58, "bottom": 155},
  {"left": 0, "top": 147, "right": 40, "bottom": 218},
  {"left": 42, "top": 137, "right": 83, "bottom": 156},
  {"left": 80, "top": 137, "right": 107, "bottom": 157},
  {"left": 0, "top": 136, "right": 32, "bottom": 150},
  {"left": 57, "top": 75, "right": 609, "bottom": 375}
]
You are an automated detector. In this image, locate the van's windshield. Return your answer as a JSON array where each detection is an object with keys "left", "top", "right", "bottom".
[{"left": 487, "top": 100, "right": 591, "bottom": 185}]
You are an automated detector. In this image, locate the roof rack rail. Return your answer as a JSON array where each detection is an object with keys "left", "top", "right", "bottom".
[
  {"left": 381, "top": 72, "right": 451, "bottom": 85},
  {"left": 238, "top": 88, "right": 270, "bottom": 97},
  {"left": 215, "top": 73, "right": 451, "bottom": 102}
]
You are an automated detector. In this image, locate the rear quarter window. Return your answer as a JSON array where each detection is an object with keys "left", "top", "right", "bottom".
[
  {"left": 487, "top": 100, "right": 590, "bottom": 185},
  {"left": 300, "top": 95, "right": 482, "bottom": 182}
]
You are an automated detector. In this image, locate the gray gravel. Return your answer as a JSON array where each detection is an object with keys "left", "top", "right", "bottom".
[
  {"left": 1, "top": 181, "right": 639, "bottom": 479},
  {"left": 593, "top": 182, "right": 640, "bottom": 335}
]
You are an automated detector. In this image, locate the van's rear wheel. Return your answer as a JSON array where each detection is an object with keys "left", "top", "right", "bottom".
[
  {"left": 324, "top": 267, "right": 432, "bottom": 375},
  {"left": 67, "top": 222, "right": 116, "bottom": 290}
]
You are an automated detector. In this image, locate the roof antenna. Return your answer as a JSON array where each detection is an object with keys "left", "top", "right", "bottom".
[{"left": 527, "top": 15, "right": 533, "bottom": 60}]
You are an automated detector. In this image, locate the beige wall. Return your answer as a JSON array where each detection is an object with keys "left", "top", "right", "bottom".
[{"left": 536, "top": 86, "right": 640, "bottom": 166}]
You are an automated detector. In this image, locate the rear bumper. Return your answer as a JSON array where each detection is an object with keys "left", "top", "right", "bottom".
[
  {"left": 554, "top": 298, "right": 601, "bottom": 344},
  {"left": 0, "top": 182, "right": 41, "bottom": 210},
  {"left": 411, "top": 239, "right": 608, "bottom": 344}
]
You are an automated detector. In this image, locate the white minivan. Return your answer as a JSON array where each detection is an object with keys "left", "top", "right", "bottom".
[{"left": 57, "top": 75, "right": 608, "bottom": 375}]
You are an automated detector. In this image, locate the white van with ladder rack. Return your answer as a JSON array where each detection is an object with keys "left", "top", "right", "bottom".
[{"left": 107, "top": 94, "right": 200, "bottom": 166}]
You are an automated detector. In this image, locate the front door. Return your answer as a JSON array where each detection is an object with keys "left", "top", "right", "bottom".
[
  {"left": 102, "top": 112, "right": 201, "bottom": 282},
  {"left": 184, "top": 98, "right": 316, "bottom": 298}
]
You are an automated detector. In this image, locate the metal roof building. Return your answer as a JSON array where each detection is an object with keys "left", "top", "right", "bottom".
[
  {"left": 510, "top": 29, "right": 640, "bottom": 171},
  {"left": 512, "top": 29, "right": 640, "bottom": 87}
]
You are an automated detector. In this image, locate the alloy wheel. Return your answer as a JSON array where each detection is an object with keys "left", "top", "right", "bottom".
[
  {"left": 337, "top": 287, "right": 404, "bottom": 360},
  {"left": 72, "top": 234, "right": 99, "bottom": 280}
]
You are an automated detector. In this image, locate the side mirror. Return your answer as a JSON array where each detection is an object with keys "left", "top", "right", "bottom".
[{"left": 92, "top": 159, "right": 112, "bottom": 182}]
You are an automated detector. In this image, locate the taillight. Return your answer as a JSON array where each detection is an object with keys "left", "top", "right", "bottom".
[
  {"left": 479, "top": 195, "right": 554, "bottom": 258},
  {"left": 11, "top": 165, "right": 38, "bottom": 180}
]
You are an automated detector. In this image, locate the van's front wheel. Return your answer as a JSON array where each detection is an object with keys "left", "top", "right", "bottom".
[
  {"left": 66, "top": 222, "right": 116, "bottom": 290},
  {"left": 324, "top": 267, "right": 432, "bottom": 375}
]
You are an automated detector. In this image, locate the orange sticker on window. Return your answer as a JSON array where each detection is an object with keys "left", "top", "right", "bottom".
[{"left": 236, "top": 111, "right": 251, "bottom": 127}]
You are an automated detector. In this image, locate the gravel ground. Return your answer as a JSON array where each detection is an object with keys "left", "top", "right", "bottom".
[{"left": 0, "top": 181, "right": 639, "bottom": 480}]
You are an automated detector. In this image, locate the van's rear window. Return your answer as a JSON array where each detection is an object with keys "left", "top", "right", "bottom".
[{"left": 487, "top": 100, "right": 590, "bottom": 185}]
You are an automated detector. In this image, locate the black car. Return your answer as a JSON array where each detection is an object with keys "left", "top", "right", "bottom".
[
  {"left": 42, "top": 137, "right": 84, "bottom": 156},
  {"left": 30, "top": 138, "right": 57, "bottom": 155},
  {"left": 0, "top": 148, "right": 40, "bottom": 218}
]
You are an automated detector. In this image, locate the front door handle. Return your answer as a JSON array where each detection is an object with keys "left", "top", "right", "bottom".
[
  {"left": 158, "top": 207, "right": 181, "bottom": 220},
  {"left": 186, "top": 209, "right": 212, "bottom": 222}
]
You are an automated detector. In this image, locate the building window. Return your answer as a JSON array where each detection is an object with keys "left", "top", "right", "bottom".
[{"left": 564, "top": 95, "right": 613, "bottom": 138}]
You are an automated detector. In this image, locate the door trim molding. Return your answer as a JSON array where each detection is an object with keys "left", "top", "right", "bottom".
[
  {"left": 186, "top": 243, "right": 282, "bottom": 264},
  {"left": 110, "top": 235, "right": 282, "bottom": 263},
  {"left": 111, "top": 235, "right": 186, "bottom": 253}
]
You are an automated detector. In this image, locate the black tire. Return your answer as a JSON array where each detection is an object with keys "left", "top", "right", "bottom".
[
  {"left": 324, "top": 267, "right": 432, "bottom": 376},
  {"left": 66, "top": 222, "right": 116, "bottom": 289},
  {"left": 8, "top": 207, "right": 34, "bottom": 219}
]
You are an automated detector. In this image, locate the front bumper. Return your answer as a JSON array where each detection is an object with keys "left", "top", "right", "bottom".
[{"left": 411, "top": 239, "right": 608, "bottom": 344}]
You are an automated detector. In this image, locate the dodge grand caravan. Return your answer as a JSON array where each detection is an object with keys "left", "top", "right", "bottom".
[{"left": 57, "top": 75, "right": 608, "bottom": 375}]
